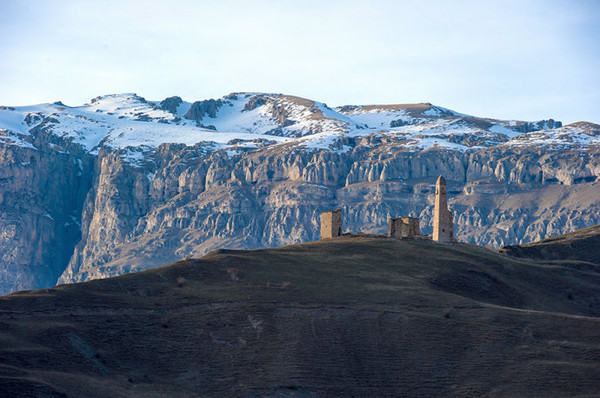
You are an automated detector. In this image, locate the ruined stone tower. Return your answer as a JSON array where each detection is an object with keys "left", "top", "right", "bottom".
[
  {"left": 388, "top": 217, "right": 420, "bottom": 239},
  {"left": 432, "top": 176, "right": 454, "bottom": 243},
  {"left": 321, "top": 210, "right": 342, "bottom": 239}
]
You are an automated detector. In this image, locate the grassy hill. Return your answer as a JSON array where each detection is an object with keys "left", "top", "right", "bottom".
[
  {"left": 501, "top": 223, "right": 600, "bottom": 265},
  {"left": 0, "top": 235, "right": 599, "bottom": 397}
]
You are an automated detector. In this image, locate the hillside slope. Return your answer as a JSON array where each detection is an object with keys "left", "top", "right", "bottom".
[
  {"left": 1, "top": 92, "right": 599, "bottom": 294},
  {"left": 0, "top": 237, "right": 599, "bottom": 397},
  {"left": 500, "top": 223, "right": 600, "bottom": 264}
]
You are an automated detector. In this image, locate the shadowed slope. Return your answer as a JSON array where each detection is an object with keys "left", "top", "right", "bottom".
[
  {"left": 500, "top": 224, "right": 600, "bottom": 265},
  {"left": 0, "top": 236, "right": 599, "bottom": 397}
]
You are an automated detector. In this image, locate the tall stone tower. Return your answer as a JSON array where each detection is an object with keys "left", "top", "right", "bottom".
[
  {"left": 321, "top": 210, "right": 342, "bottom": 239},
  {"left": 432, "top": 176, "right": 454, "bottom": 243}
]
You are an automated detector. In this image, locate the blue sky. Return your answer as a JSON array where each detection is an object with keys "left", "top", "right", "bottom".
[{"left": 1, "top": 0, "right": 599, "bottom": 124}]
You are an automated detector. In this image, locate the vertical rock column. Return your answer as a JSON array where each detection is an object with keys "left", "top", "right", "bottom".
[{"left": 433, "top": 176, "right": 454, "bottom": 243}]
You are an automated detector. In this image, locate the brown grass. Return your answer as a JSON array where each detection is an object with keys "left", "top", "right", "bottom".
[{"left": 0, "top": 236, "right": 599, "bottom": 396}]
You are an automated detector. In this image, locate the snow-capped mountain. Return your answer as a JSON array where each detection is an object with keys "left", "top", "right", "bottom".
[
  {"left": 0, "top": 92, "right": 598, "bottom": 294},
  {"left": 2, "top": 92, "right": 588, "bottom": 162}
]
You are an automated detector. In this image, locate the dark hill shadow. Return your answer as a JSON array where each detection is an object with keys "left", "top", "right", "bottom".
[{"left": 0, "top": 234, "right": 599, "bottom": 397}]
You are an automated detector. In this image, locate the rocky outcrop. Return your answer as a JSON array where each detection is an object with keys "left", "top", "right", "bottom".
[
  {"left": 159, "top": 96, "right": 182, "bottom": 114},
  {"left": 0, "top": 142, "right": 93, "bottom": 294},
  {"left": 243, "top": 95, "right": 269, "bottom": 111},
  {"left": 185, "top": 99, "right": 223, "bottom": 122},
  {"left": 513, "top": 119, "right": 562, "bottom": 133},
  {"left": 59, "top": 149, "right": 153, "bottom": 283}
]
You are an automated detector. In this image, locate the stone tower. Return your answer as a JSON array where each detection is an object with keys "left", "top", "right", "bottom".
[
  {"left": 321, "top": 210, "right": 342, "bottom": 239},
  {"left": 432, "top": 176, "right": 454, "bottom": 243},
  {"left": 388, "top": 217, "right": 420, "bottom": 239}
]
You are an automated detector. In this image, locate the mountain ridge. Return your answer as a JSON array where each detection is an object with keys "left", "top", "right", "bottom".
[
  {"left": 1, "top": 92, "right": 579, "bottom": 159},
  {"left": 0, "top": 92, "right": 598, "bottom": 294}
]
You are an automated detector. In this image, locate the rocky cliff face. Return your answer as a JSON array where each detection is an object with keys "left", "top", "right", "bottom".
[
  {"left": 58, "top": 143, "right": 600, "bottom": 283},
  {"left": 1, "top": 93, "right": 599, "bottom": 293},
  {"left": 0, "top": 135, "right": 93, "bottom": 293}
]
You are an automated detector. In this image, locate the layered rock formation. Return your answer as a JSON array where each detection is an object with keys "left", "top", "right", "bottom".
[
  {"left": 0, "top": 93, "right": 599, "bottom": 293},
  {"left": 0, "top": 135, "right": 93, "bottom": 293}
]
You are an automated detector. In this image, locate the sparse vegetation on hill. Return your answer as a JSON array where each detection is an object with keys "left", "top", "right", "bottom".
[
  {"left": 0, "top": 234, "right": 599, "bottom": 397},
  {"left": 501, "top": 223, "right": 600, "bottom": 266}
]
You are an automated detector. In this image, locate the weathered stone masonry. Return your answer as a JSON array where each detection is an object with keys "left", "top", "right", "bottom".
[
  {"left": 388, "top": 217, "right": 420, "bottom": 238},
  {"left": 432, "top": 175, "right": 454, "bottom": 243},
  {"left": 320, "top": 210, "right": 342, "bottom": 239},
  {"left": 320, "top": 175, "right": 455, "bottom": 243}
]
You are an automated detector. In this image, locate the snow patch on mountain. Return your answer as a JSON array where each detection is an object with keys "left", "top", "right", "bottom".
[
  {"left": 0, "top": 95, "right": 294, "bottom": 163},
  {"left": 489, "top": 124, "right": 520, "bottom": 138},
  {"left": 202, "top": 94, "right": 280, "bottom": 134},
  {"left": 1, "top": 92, "right": 596, "bottom": 166},
  {"left": 504, "top": 123, "right": 600, "bottom": 149},
  {"left": 87, "top": 94, "right": 184, "bottom": 123},
  {"left": 342, "top": 108, "right": 413, "bottom": 129},
  {"left": 294, "top": 131, "right": 351, "bottom": 153},
  {"left": 0, "top": 128, "right": 36, "bottom": 149}
]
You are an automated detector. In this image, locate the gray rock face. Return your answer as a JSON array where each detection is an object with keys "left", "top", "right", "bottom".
[
  {"left": 58, "top": 142, "right": 600, "bottom": 284},
  {"left": 513, "top": 119, "right": 562, "bottom": 133},
  {"left": 159, "top": 96, "right": 182, "bottom": 114},
  {"left": 185, "top": 99, "right": 223, "bottom": 122},
  {"left": 1, "top": 92, "right": 599, "bottom": 293},
  {"left": 0, "top": 141, "right": 93, "bottom": 293}
]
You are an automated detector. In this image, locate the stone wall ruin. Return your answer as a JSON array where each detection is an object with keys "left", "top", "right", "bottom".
[
  {"left": 320, "top": 175, "right": 455, "bottom": 243},
  {"left": 388, "top": 217, "right": 420, "bottom": 239}
]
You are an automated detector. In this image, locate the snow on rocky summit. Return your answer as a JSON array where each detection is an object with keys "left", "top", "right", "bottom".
[{"left": 1, "top": 92, "right": 588, "bottom": 164}]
